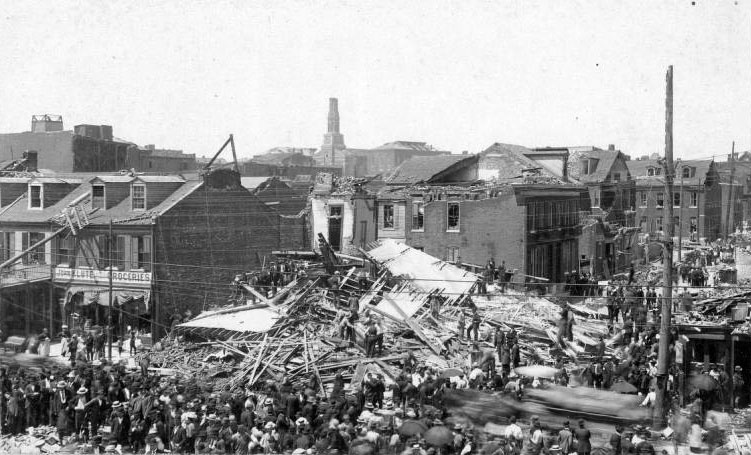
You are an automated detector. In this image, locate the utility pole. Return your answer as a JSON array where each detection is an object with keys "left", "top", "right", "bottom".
[
  {"left": 654, "top": 65, "right": 674, "bottom": 430},
  {"left": 107, "top": 219, "right": 113, "bottom": 361},
  {"left": 678, "top": 166, "right": 684, "bottom": 263},
  {"left": 725, "top": 141, "right": 736, "bottom": 239}
]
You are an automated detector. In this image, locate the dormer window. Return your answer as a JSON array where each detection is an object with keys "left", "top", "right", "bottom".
[
  {"left": 647, "top": 167, "right": 662, "bottom": 176},
  {"left": 92, "top": 185, "right": 105, "bottom": 209},
  {"left": 132, "top": 184, "right": 146, "bottom": 210},
  {"left": 581, "top": 158, "right": 599, "bottom": 175},
  {"left": 29, "top": 184, "right": 42, "bottom": 209},
  {"left": 682, "top": 166, "right": 695, "bottom": 178}
]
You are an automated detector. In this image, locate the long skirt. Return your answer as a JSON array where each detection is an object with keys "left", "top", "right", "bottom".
[{"left": 39, "top": 340, "right": 50, "bottom": 357}]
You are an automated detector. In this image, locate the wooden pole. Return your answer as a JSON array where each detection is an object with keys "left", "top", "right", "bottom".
[
  {"left": 654, "top": 65, "right": 674, "bottom": 430},
  {"left": 108, "top": 220, "right": 113, "bottom": 361}
]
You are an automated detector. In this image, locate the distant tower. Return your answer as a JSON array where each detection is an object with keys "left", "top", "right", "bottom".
[{"left": 321, "top": 98, "right": 346, "bottom": 166}]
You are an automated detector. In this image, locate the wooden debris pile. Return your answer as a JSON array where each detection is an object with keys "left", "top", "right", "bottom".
[{"left": 159, "top": 239, "right": 613, "bottom": 394}]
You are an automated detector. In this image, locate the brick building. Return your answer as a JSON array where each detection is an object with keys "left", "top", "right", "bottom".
[
  {"left": 376, "top": 144, "right": 586, "bottom": 286},
  {"left": 627, "top": 159, "right": 723, "bottom": 242},
  {"left": 0, "top": 115, "right": 196, "bottom": 174},
  {"left": 0, "top": 169, "right": 282, "bottom": 339},
  {"left": 552, "top": 145, "right": 637, "bottom": 277}
]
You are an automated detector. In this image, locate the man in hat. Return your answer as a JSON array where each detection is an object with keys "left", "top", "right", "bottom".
[
  {"left": 558, "top": 420, "right": 573, "bottom": 455},
  {"left": 109, "top": 401, "right": 131, "bottom": 446},
  {"left": 574, "top": 419, "right": 591, "bottom": 455}
]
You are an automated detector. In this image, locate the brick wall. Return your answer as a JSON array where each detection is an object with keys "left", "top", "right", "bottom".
[
  {"left": 153, "top": 185, "right": 280, "bottom": 335},
  {"left": 406, "top": 193, "right": 526, "bottom": 272}
]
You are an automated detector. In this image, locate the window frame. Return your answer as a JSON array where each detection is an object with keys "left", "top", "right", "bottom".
[
  {"left": 447, "top": 201, "right": 460, "bottom": 232},
  {"left": 656, "top": 192, "right": 664, "bottom": 208},
  {"left": 29, "top": 184, "right": 43, "bottom": 209},
  {"left": 639, "top": 192, "right": 647, "bottom": 208},
  {"left": 690, "top": 191, "right": 698, "bottom": 208},
  {"left": 132, "top": 184, "right": 146, "bottom": 211},
  {"left": 92, "top": 184, "right": 106, "bottom": 209},
  {"left": 673, "top": 192, "right": 681, "bottom": 208},
  {"left": 612, "top": 172, "right": 621, "bottom": 183},
  {"left": 411, "top": 200, "right": 424, "bottom": 231},
  {"left": 656, "top": 216, "right": 664, "bottom": 232},
  {"left": 382, "top": 204, "right": 395, "bottom": 230}
]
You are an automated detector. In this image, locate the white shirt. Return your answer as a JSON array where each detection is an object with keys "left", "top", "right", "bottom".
[
  {"left": 641, "top": 391, "right": 656, "bottom": 407},
  {"left": 505, "top": 423, "right": 523, "bottom": 441}
]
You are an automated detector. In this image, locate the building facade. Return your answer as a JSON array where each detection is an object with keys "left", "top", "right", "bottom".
[
  {"left": 0, "top": 169, "right": 282, "bottom": 339},
  {"left": 627, "top": 159, "right": 723, "bottom": 242}
]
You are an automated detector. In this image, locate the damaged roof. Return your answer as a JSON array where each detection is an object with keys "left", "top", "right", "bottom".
[
  {"left": 566, "top": 148, "right": 626, "bottom": 183},
  {"left": 385, "top": 154, "right": 477, "bottom": 185},
  {"left": 627, "top": 159, "right": 716, "bottom": 187}
]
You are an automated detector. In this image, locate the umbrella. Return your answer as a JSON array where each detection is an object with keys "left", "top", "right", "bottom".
[
  {"left": 690, "top": 374, "right": 718, "bottom": 391},
  {"left": 399, "top": 420, "right": 428, "bottom": 437},
  {"left": 424, "top": 425, "right": 453, "bottom": 447},
  {"left": 440, "top": 368, "right": 463, "bottom": 379},
  {"left": 514, "top": 365, "right": 559, "bottom": 379},
  {"left": 610, "top": 381, "right": 638, "bottom": 394}
]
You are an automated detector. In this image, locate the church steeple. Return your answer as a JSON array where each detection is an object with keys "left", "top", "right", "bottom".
[
  {"left": 327, "top": 98, "right": 340, "bottom": 133},
  {"left": 321, "top": 97, "right": 346, "bottom": 166}
]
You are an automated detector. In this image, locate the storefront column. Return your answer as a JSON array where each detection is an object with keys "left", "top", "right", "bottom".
[
  {"left": 25, "top": 285, "right": 31, "bottom": 336},
  {"left": 730, "top": 336, "right": 736, "bottom": 408},
  {"left": 48, "top": 280, "right": 54, "bottom": 336}
]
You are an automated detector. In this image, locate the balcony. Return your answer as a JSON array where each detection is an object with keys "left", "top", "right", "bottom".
[{"left": 0, "top": 263, "right": 52, "bottom": 289}]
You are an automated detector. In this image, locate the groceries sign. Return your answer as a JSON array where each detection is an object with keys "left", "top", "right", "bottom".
[{"left": 54, "top": 267, "right": 152, "bottom": 286}]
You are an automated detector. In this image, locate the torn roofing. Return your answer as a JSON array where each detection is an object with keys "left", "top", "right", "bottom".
[{"left": 385, "top": 154, "right": 476, "bottom": 185}]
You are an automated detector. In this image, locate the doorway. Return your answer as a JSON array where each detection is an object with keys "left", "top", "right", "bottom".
[{"left": 328, "top": 206, "right": 343, "bottom": 251}]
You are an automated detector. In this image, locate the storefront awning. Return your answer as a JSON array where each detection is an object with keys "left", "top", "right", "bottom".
[{"left": 66, "top": 286, "right": 151, "bottom": 312}]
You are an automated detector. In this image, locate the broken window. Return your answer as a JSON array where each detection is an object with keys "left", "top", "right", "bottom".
[
  {"left": 92, "top": 184, "right": 105, "bottom": 209},
  {"left": 383, "top": 204, "right": 394, "bottom": 229},
  {"left": 447, "top": 202, "right": 460, "bottom": 231},
  {"left": 411, "top": 201, "right": 424, "bottom": 231}
]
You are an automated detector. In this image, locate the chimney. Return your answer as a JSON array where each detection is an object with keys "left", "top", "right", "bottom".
[
  {"left": 327, "top": 98, "right": 340, "bottom": 134},
  {"left": 22, "top": 151, "right": 38, "bottom": 172},
  {"left": 608, "top": 144, "right": 615, "bottom": 151},
  {"left": 462, "top": 150, "right": 468, "bottom": 155},
  {"left": 31, "top": 115, "right": 63, "bottom": 133}
]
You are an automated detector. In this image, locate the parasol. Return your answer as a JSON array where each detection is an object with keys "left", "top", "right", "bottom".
[
  {"left": 440, "top": 368, "right": 464, "bottom": 379},
  {"left": 610, "top": 381, "right": 638, "bottom": 394},
  {"left": 399, "top": 420, "right": 428, "bottom": 436},
  {"left": 514, "top": 365, "right": 559, "bottom": 379},
  {"left": 424, "top": 425, "right": 453, "bottom": 447},
  {"left": 690, "top": 374, "right": 718, "bottom": 391}
]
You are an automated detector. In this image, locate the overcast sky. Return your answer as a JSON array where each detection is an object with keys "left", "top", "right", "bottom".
[{"left": 0, "top": 0, "right": 749, "bottom": 160}]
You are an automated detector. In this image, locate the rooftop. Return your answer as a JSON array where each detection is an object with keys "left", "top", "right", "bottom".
[{"left": 385, "top": 154, "right": 475, "bottom": 185}]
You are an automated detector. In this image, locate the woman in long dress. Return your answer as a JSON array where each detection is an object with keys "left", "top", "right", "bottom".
[{"left": 38, "top": 328, "right": 51, "bottom": 357}]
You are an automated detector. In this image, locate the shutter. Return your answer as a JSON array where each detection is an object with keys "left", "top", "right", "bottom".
[
  {"left": 395, "top": 204, "right": 405, "bottom": 230},
  {"left": 130, "top": 236, "right": 139, "bottom": 269}
]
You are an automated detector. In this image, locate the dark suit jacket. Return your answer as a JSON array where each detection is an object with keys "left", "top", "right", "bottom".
[{"left": 574, "top": 427, "right": 592, "bottom": 453}]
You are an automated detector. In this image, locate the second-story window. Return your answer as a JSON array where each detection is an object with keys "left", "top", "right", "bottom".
[
  {"left": 656, "top": 192, "right": 664, "bottom": 208},
  {"left": 612, "top": 172, "right": 621, "bottom": 182},
  {"left": 690, "top": 191, "right": 698, "bottom": 207},
  {"left": 29, "top": 185, "right": 42, "bottom": 209},
  {"left": 639, "top": 192, "right": 647, "bottom": 207},
  {"left": 412, "top": 201, "right": 424, "bottom": 231},
  {"left": 135, "top": 235, "right": 152, "bottom": 271},
  {"left": 92, "top": 185, "right": 105, "bottom": 209},
  {"left": 673, "top": 192, "right": 681, "bottom": 207},
  {"left": 132, "top": 184, "right": 146, "bottom": 210},
  {"left": 58, "top": 235, "right": 75, "bottom": 266},
  {"left": 382, "top": 204, "right": 394, "bottom": 229},
  {"left": 447, "top": 202, "right": 460, "bottom": 231}
]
